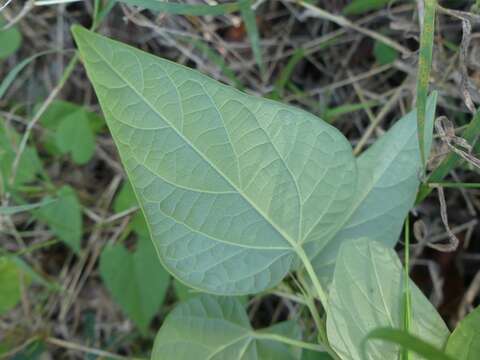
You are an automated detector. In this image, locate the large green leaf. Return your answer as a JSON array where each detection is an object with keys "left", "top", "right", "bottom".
[
  {"left": 311, "top": 94, "right": 437, "bottom": 282},
  {"left": 327, "top": 238, "right": 449, "bottom": 360},
  {"left": 72, "top": 26, "right": 357, "bottom": 295},
  {"left": 35, "top": 186, "right": 82, "bottom": 253},
  {"left": 152, "top": 294, "right": 302, "bottom": 360},
  {"left": 99, "top": 236, "right": 170, "bottom": 333},
  {"left": 445, "top": 306, "right": 480, "bottom": 359}
]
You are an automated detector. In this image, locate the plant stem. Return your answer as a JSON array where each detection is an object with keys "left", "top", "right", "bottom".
[
  {"left": 401, "top": 215, "right": 412, "bottom": 360},
  {"left": 295, "top": 245, "right": 329, "bottom": 310},
  {"left": 254, "top": 333, "right": 326, "bottom": 353}
]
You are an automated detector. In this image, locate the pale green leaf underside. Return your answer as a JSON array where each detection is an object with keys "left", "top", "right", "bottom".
[
  {"left": 327, "top": 238, "right": 449, "bottom": 360},
  {"left": 310, "top": 94, "right": 437, "bottom": 282},
  {"left": 445, "top": 306, "right": 480, "bottom": 360},
  {"left": 73, "top": 26, "right": 356, "bottom": 295},
  {"left": 152, "top": 295, "right": 301, "bottom": 360}
]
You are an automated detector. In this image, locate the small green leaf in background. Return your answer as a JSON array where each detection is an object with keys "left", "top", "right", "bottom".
[
  {"left": 0, "top": 18, "right": 22, "bottom": 59},
  {"left": 445, "top": 306, "right": 480, "bottom": 359},
  {"left": 55, "top": 109, "right": 96, "bottom": 164},
  {"left": 343, "top": 0, "right": 391, "bottom": 15},
  {"left": 39, "top": 100, "right": 104, "bottom": 159},
  {"left": 0, "top": 120, "right": 42, "bottom": 192},
  {"left": 152, "top": 295, "right": 302, "bottom": 360},
  {"left": 311, "top": 94, "right": 437, "bottom": 283},
  {"left": 113, "top": 181, "right": 148, "bottom": 237},
  {"left": 239, "top": 0, "right": 264, "bottom": 74},
  {"left": 99, "top": 236, "right": 170, "bottom": 333},
  {"left": 0, "top": 257, "right": 22, "bottom": 315},
  {"left": 35, "top": 186, "right": 83, "bottom": 253},
  {"left": 327, "top": 238, "right": 450, "bottom": 360},
  {"left": 373, "top": 40, "right": 398, "bottom": 65}
]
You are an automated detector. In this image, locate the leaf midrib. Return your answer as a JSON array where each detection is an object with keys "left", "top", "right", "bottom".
[{"left": 85, "top": 35, "right": 297, "bottom": 251}]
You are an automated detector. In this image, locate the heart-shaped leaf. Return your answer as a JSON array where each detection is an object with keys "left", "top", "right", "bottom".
[
  {"left": 35, "top": 186, "right": 82, "bottom": 253},
  {"left": 72, "top": 26, "right": 357, "bottom": 295},
  {"left": 152, "top": 294, "right": 303, "bottom": 360},
  {"left": 327, "top": 238, "right": 449, "bottom": 360},
  {"left": 100, "top": 236, "right": 170, "bottom": 333},
  {"left": 55, "top": 110, "right": 96, "bottom": 165},
  {"left": 311, "top": 94, "right": 437, "bottom": 282},
  {"left": 445, "top": 306, "right": 480, "bottom": 359}
]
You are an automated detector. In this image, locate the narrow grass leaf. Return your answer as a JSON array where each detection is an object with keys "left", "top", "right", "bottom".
[
  {"left": 0, "top": 50, "right": 59, "bottom": 99},
  {"left": 343, "top": 0, "right": 391, "bottom": 15},
  {"left": 416, "top": 0, "right": 436, "bottom": 167},
  {"left": 184, "top": 38, "right": 243, "bottom": 89},
  {"left": 274, "top": 48, "right": 305, "bottom": 98},
  {"left": 239, "top": 0, "right": 264, "bottom": 73},
  {"left": 0, "top": 198, "right": 55, "bottom": 215},
  {"left": 118, "top": 0, "right": 240, "bottom": 15},
  {"left": 364, "top": 328, "right": 453, "bottom": 360}
]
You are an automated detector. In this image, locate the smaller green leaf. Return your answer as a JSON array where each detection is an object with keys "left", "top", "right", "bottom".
[
  {"left": 35, "top": 186, "right": 82, "bottom": 253},
  {"left": 0, "top": 257, "right": 22, "bottom": 315},
  {"left": 373, "top": 40, "right": 398, "bottom": 65},
  {"left": 99, "top": 236, "right": 170, "bottom": 333},
  {"left": 55, "top": 111, "right": 95, "bottom": 164},
  {"left": 152, "top": 295, "right": 303, "bottom": 360},
  {"left": 365, "top": 328, "right": 453, "bottom": 360},
  {"left": 39, "top": 100, "right": 104, "bottom": 156},
  {"left": 327, "top": 238, "right": 449, "bottom": 360},
  {"left": 343, "top": 0, "right": 391, "bottom": 15},
  {"left": 445, "top": 306, "right": 480, "bottom": 359},
  {"left": 0, "top": 18, "right": 22, "bottom": 59},
  {"left": 113, "top": 181, "right": 148, "bottom": 236},
  {"left": 0, "top": 121, "right": 42, "bottom": 191}
]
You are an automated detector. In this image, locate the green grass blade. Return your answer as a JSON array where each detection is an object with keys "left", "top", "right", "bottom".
[
  {"left": 402, "top": 216, "right": 412, "bottom": 360},
  {"left": 416, "top": 109, "right": 480, "bottom": 203},
  {"left": 238, "top": 0, "right": 264, "bottom": 74},
  {"left": 117, "top": 0, "right": 240, "bottom": 16},
  {"left": 343, "top": 0, "right": 390, "bottom": 15},
  {"left": 363, "top": 328, "right": 454, "bottom": 360},
  {"left": 0, "top": 198, "right": 56, "bottom": 216},
  {"left": 0, "top": 50, "right": 60, "bottom": 99},
  {"left": 416, "top": 0, "right": 436, "bottom": 167},
  {"left": 274, "top": 48, "right": 305, "bottom": 98},
  {"left": 184, "top": 38, "right": 244, "bottom": 90}
]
